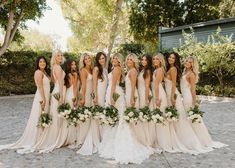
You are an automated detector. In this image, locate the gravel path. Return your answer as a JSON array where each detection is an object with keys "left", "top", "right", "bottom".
[{"left": 0, "top": 95, "right": 234, "bottom": 168}]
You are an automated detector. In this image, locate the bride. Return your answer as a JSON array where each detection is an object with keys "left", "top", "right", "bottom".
[{"left": 98, "top": 53, "right": 153, "bottom": 164}]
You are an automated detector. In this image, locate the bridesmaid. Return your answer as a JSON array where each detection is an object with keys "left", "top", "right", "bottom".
[
  {"left": 93, "top": 52, "right": 108, "bottom": 139},
  {"left": 77, "top": 53, "right": 97, "bottom": 155},
  {"left": 181, "top": 56, "right": 227, "bottom": 148},
  {"left": 0, "top": 56, "right": 50, "bottom": 153},
  {"left": 35, "top": 49, "right": 66, "bottom": 153},
  {"left": 125, "top": 53, "right": 145, "bottom": 145},
  {"left": 64, "top": 59, "right": 79, "bottom": 146},
  {"left": 151, "top": 53, "right": 175, "bottom": 152},
  {"left": 138, "top": 54, "right": 155, "bottom": 147},
  {"left": 165, "top": 52, "right": 211, "bottom": 154}
]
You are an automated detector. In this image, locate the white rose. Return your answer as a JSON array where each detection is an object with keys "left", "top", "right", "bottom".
[
  {"left": 73, "top": 118, "right": 77, "bottom": 122},
  {"left": 156, "top": 114, "right": 161, "bottom": 119},
  {"left": 189, "top": 111, "right": 194, "bottom": 115},
  {"left": 144, "top": 115, "right": 147, "bottom": 119},
  {"left": 139, "top": 112, "right": 143, "bottom": 116},
  {"left": 172, "top": 117, "right": 177, "bottom": 121},
  {"left": 85, "top": 114, "right": 89, "bottom": 118},
  {"left": 128, "top": 112, "right": 134, "bottom": 117},
  {"left": 168, "top": 112, "right": 172, "bottom": 116},
  {"left": 159, "top": 116, "right": 164, "bottom": 121},
  {"left": 84, "top": 109, "right": 89, "bottom": 114}
]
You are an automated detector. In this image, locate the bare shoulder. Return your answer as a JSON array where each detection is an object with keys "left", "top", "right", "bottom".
[
  {"left": 34, "top": 70, "right": 43, "bottom": 78},
  {"left": 129, "top": 68, "right": 137, "bottom": 76}
]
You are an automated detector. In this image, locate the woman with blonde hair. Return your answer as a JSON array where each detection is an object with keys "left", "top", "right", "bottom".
[
  {"left": 181, "top": 56, "right": 227, "bottom": 149},
  {"left": 99, "top": 53, "right": 153, "bottom": 164},
  {"left": 33, "top": 49, "right": 67, "bottom": 153},
  {"left": 77, "top": 53, "right": 99, "bottom": 155},
  {"left": 151, "top": 53, "right": 175, "bottom": 152}
]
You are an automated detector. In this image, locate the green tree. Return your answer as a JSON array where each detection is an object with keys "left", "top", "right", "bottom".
[
  {"left": 9, "top": 29, "right": 53, "bottom": 51},
  {"left": 0, "top": 0, "right": 48, "bottom": 56},
  {"left": 129, "top": 0, "right": 223, "bottom": 45},
  {"left": 219, "top": 0, "right": 235, "bottom": 17},
  {"left": 176, "top": 28, "right": 235, "bottom": 90},
  {"left": 61, "top": 0, "right": 130, "bottom": 61}
]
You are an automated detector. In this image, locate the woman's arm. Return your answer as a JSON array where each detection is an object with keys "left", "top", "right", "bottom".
[
  {"left": 129, "top": 69, "right": 137, "bottom": 107},
  {"left": 80, "top": 68, "right": 87, "bottom": 106},
  {"left": 154, "top": 69, "right": 163, "bottom": 107},
  {"left": 144, "top": 71, "right": 151, "bottom": 106},
  {"left": 72, "top": 73, "right": 78, "bottom": 106},
  {"left": 54, "top": 65, "right": 64, "bottom": 104},
  {"left": 170, "top": 67, "right": 177, "bottom": 106},
  {"left": 189, "top": 73, "right": 197, "bottom": 107},
  {"left": 111, "top": 67, "right": 121, "bottom": 105},
  {"left": 92, "top": 67, "right": 99, "bottom": 105},
  {"left": 34, "top": 71, "right": 46, "bottom": 109}
]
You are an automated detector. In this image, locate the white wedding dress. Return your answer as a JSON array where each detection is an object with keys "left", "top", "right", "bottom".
[
  {"left": 0, "top": 73, "right": 50, "bottom": 153},
  {"left": 98, "top": 72, "right": 153, "bottom": 164},
  {"left": 165, "top": 78, "right": 212, "bottom": 154},
  {"left": 96, "top": 68, "right": 108, "bottom": 138},
  {"left": 181, "top": 74, "right": 227, "bottom": 148}
]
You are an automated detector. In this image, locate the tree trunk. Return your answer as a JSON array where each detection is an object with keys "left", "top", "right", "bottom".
[
  {"left": 106, "top": 0, "right": 123, "bottom": 68},
  {"left": 0, "top": 9, "right": 24, "bottom": 56}
]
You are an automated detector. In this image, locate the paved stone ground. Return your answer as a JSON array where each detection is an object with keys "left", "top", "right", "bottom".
[{"left": 0, "top": 95, "right": 234, "bottom": 168}]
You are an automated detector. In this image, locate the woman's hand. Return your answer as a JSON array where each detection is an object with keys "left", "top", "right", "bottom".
[
  {"left": 171, "top": 96, "right": 176, "bottom": 106},
  {"left": 80, "top": 98, "right": 85, "bottom": 106},
  {"left": 93, "top": 96, "right": 98, "bottom": 105},
  {"left": 130, "top": 98, "right": 135, "bottom": 107},
  {"left": 156, "top": 99, "right": 161, "bottom": 107}
]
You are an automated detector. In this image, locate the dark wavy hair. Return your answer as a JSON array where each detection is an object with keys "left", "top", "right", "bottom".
[
  {"left": 166, "top": 52, "right": 182, "bottom": 81},
  {"left": 35, "top": 56, "right": 49, "bottom": 73},
  {"left": 64, "top": 59, "right": 78, "bottom": 88},
  {"left": 95, "top": 52, "right": 106, "bottom": 81},
  {"left": 139, "top": 54, "right": 153, "bottom": 81}
]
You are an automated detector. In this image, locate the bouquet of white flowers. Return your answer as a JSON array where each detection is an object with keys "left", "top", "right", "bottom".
[
  {"left": 139, "top": 106, "right": 152, "bottom": 122},
  {"left": 92, "top": 105, "right": 105, "bottom": 120},
  {"left": 76, "top": 106, "right": 92, "bottom": 123},
  {"left": 57, "top": 103, "right": 71, "bottom": 118},
  {"left": 150, "top": 108, "right": 165, "bottom": 125},
  {"left": 123, "top": 107, "right": 139, "bottom": 124},
  {"left": 165, "top": 106, "right": 179, "bottom": 122},
  {"left": 100, "top": 92, "right": 120, "bottom": 127},
  {"left": 65, "top": 108, "right": 79, "bottom": 126},
  {"left": 187, "top": 105, "right": 204, "bottom": 123},
  {"left": 37, "top": 101, "right": 52, "bottom": 128}
]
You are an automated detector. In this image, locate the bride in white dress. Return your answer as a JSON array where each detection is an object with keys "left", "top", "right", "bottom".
[
  {"left": 181, "top": 56, "right": 227, "bottom": 148},
  {"left": 93, "top": 52, "right": 108, "bottom": 139},
  {"left": 165, "top": 52, "right": 212, "bottom": 154},
  {"left": 0, "top": 56, "right": 50, "bottom": 153},
  {"left": 99, "top": 53, "right": 153, "bottom": 164}
]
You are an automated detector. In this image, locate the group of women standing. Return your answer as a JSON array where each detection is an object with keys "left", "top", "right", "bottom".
[{"left": 0, "top": 50, "right": 227, "bottom": 164}]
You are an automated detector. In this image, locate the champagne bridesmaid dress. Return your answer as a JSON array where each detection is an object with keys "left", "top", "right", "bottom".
[
  {"left": 181, "top": 74, "right": 227, "bottom": 149},
  {"left": 0, "top": 72, "right": 50, "bottom": 153}
]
